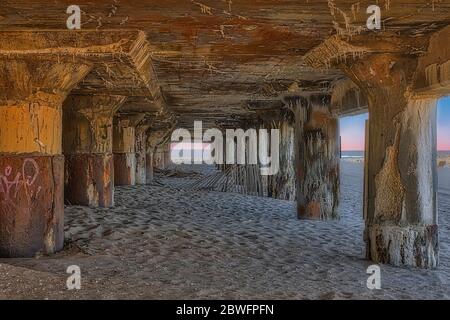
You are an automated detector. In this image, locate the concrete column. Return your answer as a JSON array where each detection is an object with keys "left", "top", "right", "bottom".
[
  {"left": 146, "top": 128, "right": 173, "bottom": 179},
  {"left": 135, "top": 123, "right": 151, "bottom": 185},
  {"left": 0, "top": 60, "right": 91, "bottom": 257},
  {"left": 63, "top": 95, "right": 126, "bottom": 207},
  {"left": 287, "top": 94, "right": 340, "bottom": 220},
  {"left": 113, "top": 114, "right": 145, "bottom": 186},
  {"left": 267, "top": 118, "right": 296, "bottom": 201},
  {"left": 163, "top": 144, "right": 172, "bottom": 168},
  {"left": 343, "top": 54, "right": 438, "bottom": 268},
  {"left": 153, "top": 146, "right": 166, "bottom": 170},
  {"left": 145, "top": 151, "right": 154, "bottom": 183}
]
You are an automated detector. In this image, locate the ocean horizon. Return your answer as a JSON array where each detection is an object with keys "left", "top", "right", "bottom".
[{"left": 341, "top": 150, "right": 450, "bottom": 158}]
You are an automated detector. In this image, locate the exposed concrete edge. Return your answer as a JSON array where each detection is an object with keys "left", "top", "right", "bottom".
[
  {"left": 330, "top": 78, "right": 368, "bottom": 116},
  {"left": 0, "top": 30, "right": 167, "bottom": 113},
  {"left": 303, "top": 35, "right": 371, "bottom": 69},
  {"left": 414, "top": 25, "right": 450, "bottom": 98}
]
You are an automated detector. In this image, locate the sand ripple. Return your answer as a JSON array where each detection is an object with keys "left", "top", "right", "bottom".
[{"left": 1, "top": 163, "right": 450, "bottom": 299}]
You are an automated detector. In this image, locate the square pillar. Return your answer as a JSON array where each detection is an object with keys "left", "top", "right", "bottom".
[
  {"left": 63, "top": 95, "right": 126, "bottom": 207},
  {"left": 0, "top": 59, "right": 91, "bottom": 257},
  {"left": 344, "top": 54, "right": 438, "bottom": 268},
  {"left": 288, "top": 94, "right": 340, "bottom": 220},
  {"left": 113, "top": 114, "right": 145, "bottom": 186}
]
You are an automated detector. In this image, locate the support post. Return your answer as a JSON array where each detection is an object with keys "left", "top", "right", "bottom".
[
  {"left": 145, "top": 151, "right": 154, "bottom": 183},
  {"left": 0, "top": 59, "right": 91, "bottom": 257},
  {"left": 287, "top": 94, "right": 340, "bottom": 220},
  {"left": 147, "top": 127, "right": 173, "bottom": 178},
  {"left": 343, "top": 54, "right": 438, "bottom": 268},
  {"left": 113, "top": 114, "right": 145, "bottom": 186},
  {"left": 63, "top": 95, "right": 126, "bottom": 207},
  {"left": 163, "top": 143, "right": 172, "bottom": 169},
  {"left": 135, "top": 122, "right": 151, "bottom": 185},
  {"left": 266, "top": 116, "right": 296, "bottom": 201}
]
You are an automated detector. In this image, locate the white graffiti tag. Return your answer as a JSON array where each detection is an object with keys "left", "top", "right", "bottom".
[{"left": 0, "top": 159, "right": 42, "bottom": 207}]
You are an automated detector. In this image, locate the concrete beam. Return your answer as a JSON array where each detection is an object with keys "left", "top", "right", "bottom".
[
  {"left": 0, "top": 30, "right": 165, "bottom": 112},
  {"left": 330, "top": 78, "right": 368, "bottom": 116},
  {"left": 414, "top": 26, "right": 450, "bottom": 97}
]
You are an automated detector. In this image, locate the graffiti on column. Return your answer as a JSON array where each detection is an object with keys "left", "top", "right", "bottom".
[{"left": 0, "top": 159, "right": 42, "bottom": 208}]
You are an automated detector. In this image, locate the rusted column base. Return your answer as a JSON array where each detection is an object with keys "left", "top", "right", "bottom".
[
  {"left": 65, "top": 154, "right": 114, "bottom": 208},
  {"left": 366, "top": 224, "right": 439, "bottom": 268},
  {"left": 135, "top": 152, "right": 146, "bottom": 185},
  {"left": 146, "top": 152, "right": 154, "bottom": 183},
  {"left": 114, "top": 153, "right": 136, "bottom": 186},
  {"left": 297, "top": 172, "right": 339, "bottom": 221},
  {"left": 0, "top": 155, "right": 64, "bottom": 258}
]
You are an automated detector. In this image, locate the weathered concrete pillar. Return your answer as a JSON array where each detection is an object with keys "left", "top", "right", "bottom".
[
  {"left": 145, "top": 152, "right": 154, "bottom": 183},
  {"left": 113, "top": 114, "right": 145, "bottom": 186},
  {"left": 135, "top": 122, "right": 151, "bottom": 185},
  {"left": 153, "top": 146, "right": 166, "bottom": 170},
  {"left": 0, "top": 60, "right": 91, "bottom": 257},
  {"left": 163, "top": 143, "right": 172, "bottom": 168},
  {"left": 63, "top": 95, "right": 126, "bottom": 207},
  {"left": 287, "top": 94, "right": 340, "bottom": 220},
  {"left": 342, "top": 54, "right": 438, "bottom": 268},
  {"left": 266, "top": 116, "right": 296, "bottom": 201},
  {"left": 146, "top": 128, "right": 172, "bottom": 177}
]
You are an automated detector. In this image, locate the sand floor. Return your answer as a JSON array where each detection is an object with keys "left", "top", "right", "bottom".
[{"left": 1, "top": 161, "right": 450, "bottom": 299}]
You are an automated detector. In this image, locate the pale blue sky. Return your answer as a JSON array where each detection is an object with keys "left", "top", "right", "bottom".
[{"left": 340, "top": 96, "right": 450, "bottom": 151}]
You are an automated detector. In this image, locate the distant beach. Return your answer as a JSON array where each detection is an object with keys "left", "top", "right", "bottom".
[{"left": 341, "top": 150, "right": 450, "bottom": 167}]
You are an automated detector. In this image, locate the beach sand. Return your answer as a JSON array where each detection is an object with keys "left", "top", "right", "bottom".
[{"left": 1, "top": 161, "right": 450, "bottom": 299}]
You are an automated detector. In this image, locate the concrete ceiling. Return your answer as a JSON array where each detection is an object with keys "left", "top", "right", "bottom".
[{"left": 1, "top": 0, "right": 449, "bottom": 127}]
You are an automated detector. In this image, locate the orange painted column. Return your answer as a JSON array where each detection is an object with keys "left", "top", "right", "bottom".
[
  {"left": 63, "top": 95, "right": 126, "bottom": 207},
  {"left": 0, "top": 59, "right": 91, "bottom": 257}
]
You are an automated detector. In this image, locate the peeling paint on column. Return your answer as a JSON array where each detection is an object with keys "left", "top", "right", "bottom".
[
  {"left": 65, "top": 154, "right": 114, "bottom": 207},
  {"left": 374, "top": 125, "right": 405, "bottom": 223},
  {"left": 0, "top": 155, "right": 64, "bottom": 257}
]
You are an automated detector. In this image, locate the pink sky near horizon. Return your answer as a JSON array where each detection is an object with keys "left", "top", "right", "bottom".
[
  {"left": 341, "top": 98, "right": 450, "bottom": 151},
  {"left": 439, "top": 126, "right": 450, "bottom": 151}
]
